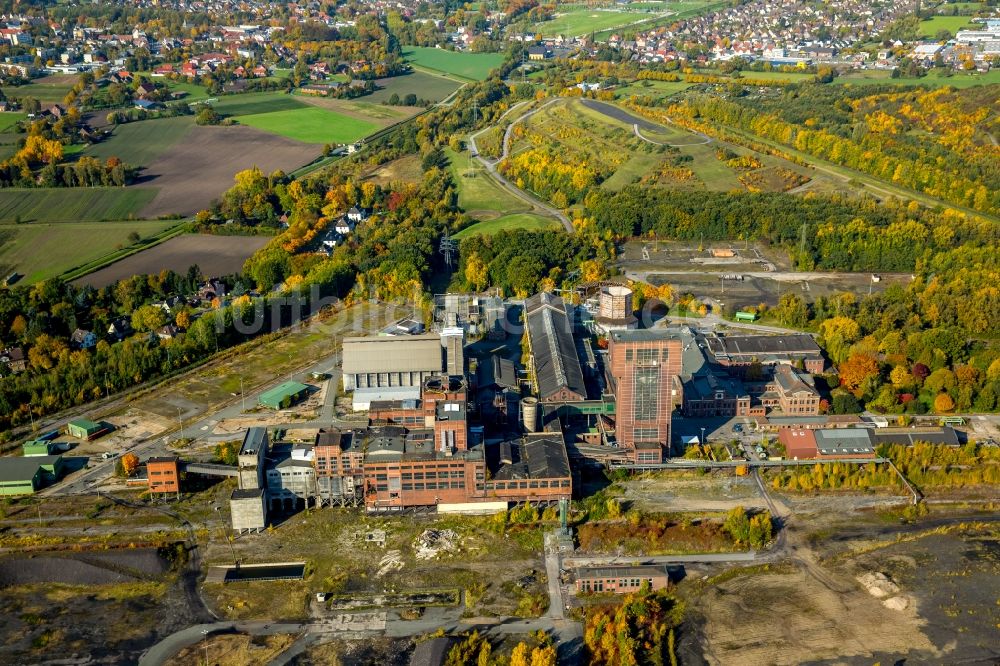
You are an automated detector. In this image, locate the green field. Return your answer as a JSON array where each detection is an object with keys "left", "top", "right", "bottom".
[
  {"left": 919, "top": 15, "right": 975, "bottom": 37},
  {"left": 86, "top": 115, "right": 194, "bottom": 166},
  {"left": 0, "top": 220, "right": 179, "bottom": 282},
  {"left": 836, "top": 68, "right": 1000, "bottom": 88},
  {"left": 4, "top": 76, "right": 76, "bottom": 104},
  {"left": 366, "top": 71, "right": 463, "bottom": 103},
  {"left": 446, "top": 147, "right": 531, "bottom": 215},
  {"left": 0, "top": 188, "right": 157, "bottom": 223},
  {"left": 208, "top": 91, "right": 306, "bottom": 117},
  {"left": 533, "top": 7, "right": 639, "bottom": 36},
  {"left": 452, "top": 213, "right": 558, "bottom": 238},
  {"left": 0, "top": 112, "right": 25, "bottom": 131},
  {"left": 238, "top": 107, "right": 378, "bottom": 144},
  {"left": 592, "top": 0, "right": 726, "bottom": 39},
  {"left": 403, "top": 47, "right": 504, "bottom": 81},
  {"left": 615, "top": 80, "right": 693, "bottom": 99}
]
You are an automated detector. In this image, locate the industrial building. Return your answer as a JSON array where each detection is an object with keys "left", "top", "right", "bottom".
[
  {"left": 0, "top": 455, "right": 64, "bottom": 495},
  {"left": 146, "top": 456, "right": 181, "bottom": 494},
  {"left": 257, "top": 381, "right": 310, "bottom": 409},
  {"left": 67, "top": 418, "right": 107, "bottom": 440},
  {"left": 22, "top": 439, "right": 58, "bottom": 457},
  {"left": 575, "top": 565, "right": 670, "bottom": 594},
  {"left": 705, "top": 333, "right": 825, "bottom": 374},
  {"left": 779, "top": 428, "right": 877, "bottom": 460},
  {"left": 238, "top": 427, "right": 268, "bottom": 490},
  {"left": 265, "top": 445, "right": 318, "bottom": 511},
  {"left": 594, "top": 285, "right": 637, "bottom": 332},
  {"left": 524, "top": 292, "right": 587, "bottom": 403},
  {"left": 314, "top": 428, "right": 364, "bottom": 504},
  {"left": 342, "top": 334, "right": 445, "bottom": 409},
  {"left": 230, "top": 488, "right": 267, "bottom": 533},
  {"left": 607, "top": 330, "right": 683, "bottom": 463}
]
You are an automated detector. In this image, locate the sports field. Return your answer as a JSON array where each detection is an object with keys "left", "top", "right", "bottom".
[
  {"left": 453, "top": 213, "right": 558, "bottom": 239},
  {"left": 0, "top": 188, "right": 157, "bottom": 223},
  {"left": 87, "top": 115, "right": 195, "bottom": 166},
  {"left": 237, "top": 106, "right": 378, "bottom": 144},
  {"left": 0, "top": 220, "right": 179, "bottom": 283},
  {"left": 403, "top": 47, "right": 504, "bottom": 81}
]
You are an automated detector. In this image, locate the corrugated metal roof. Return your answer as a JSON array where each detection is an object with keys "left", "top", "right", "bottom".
[
  {"left": 342, "top": 334, "right": 443, "bottom": 375},
  {"left": 525, "top": 293, "right": 586, "bottom": 400}
]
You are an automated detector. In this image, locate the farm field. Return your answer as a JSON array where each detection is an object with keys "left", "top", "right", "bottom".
[
  {"left": 0, "top": 187, "right": 157, "bottom": 223},
  {"left": 402, "top": 47, "right": 504, "bottom": 81},
  {"left": 445, "top": 147, "right": 532, "bottom": 217},
  {"left": 364, "top": 71, "right": 463, "bottom": 103},
  {"left": 0, "top": 220, "right": 179, "bottom": 283},
  {"left": 75, "top": 234, "right": 270, "bottom": 287},
  {"left": 453, "top": 213, "right": 558, "bottom": 238},
  {"left": 136, "top": 124, "right": 317, "bottom": 218},
  {"left": 237, "top": 106, "right": 378, "bottom": 144},
  {"left": 836, "top": 68, "right": 1000, "bottom": 88},
  {"left": 295, "top": 97, "right": 416, "bottom": 126},
  {"left": 0, "top": 111, "right": 25, "bottom": 131},
  {"left": 4, "top": 74, "right": 77, "bottom": 103},
  {"left": 208, "top": 91, "right": 304, "bottom": 117},
  {"left": 86, "top": 115, "right": 194, "bottom": 166}
]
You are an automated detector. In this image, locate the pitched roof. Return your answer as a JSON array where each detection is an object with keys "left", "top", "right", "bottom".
[{"left": 524, "top": 292, "right": 585, "bottom": 400}]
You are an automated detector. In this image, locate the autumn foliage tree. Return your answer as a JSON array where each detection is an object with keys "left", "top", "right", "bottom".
[
  {"left": 583, "top": 588, "right": 684, "bottom": 665},
  {"left": 839, "top": 353, "right": 881, "bottom": 396}
]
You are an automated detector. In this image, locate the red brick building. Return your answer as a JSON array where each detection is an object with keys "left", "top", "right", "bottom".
[
  {"left": 575, "top": 565, "right": 670, "bottom": 594},
  {"left": 607, "top": 330, "right": 682, "bottom": 462}
]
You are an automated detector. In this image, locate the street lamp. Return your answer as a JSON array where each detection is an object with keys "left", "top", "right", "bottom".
[
  {"left": 176, "top": 407, "right": 183, "bottom": 444},
  {"left": 201, "top": 629, "right": 210, "bottom": 666},
  {"left": 240, "top": 376, "right": 246, "bottom": 413}
]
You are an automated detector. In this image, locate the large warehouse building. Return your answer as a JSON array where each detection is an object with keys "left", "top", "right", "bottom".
[
  {"left": 342, "top": 334, "right": 445, "bottom": 409},
  {"left": 524, "top": 292, "right": 587, "bottom": 403}
]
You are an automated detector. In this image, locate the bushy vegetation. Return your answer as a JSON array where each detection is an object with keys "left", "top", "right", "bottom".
[
  {"left": 768, "top": 442, "right": 1000, "bottom": 492},
  {"left": 583, "top": 588, "right": 684, "bottom": 666}
]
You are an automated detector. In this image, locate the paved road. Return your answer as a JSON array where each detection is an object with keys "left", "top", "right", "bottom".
[
  {"left": 564, "top": 551, "right": 758, "bottom": 568},
  {"left": 543, "top": 531, "right": 566, "bottom": 620},
  {"left": 468, "top": 100, "right": 572, "bottom": 232}
]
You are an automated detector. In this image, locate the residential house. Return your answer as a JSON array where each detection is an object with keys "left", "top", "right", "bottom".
[{"left": 70, "top": 328, "right": 98, "bottom": 350}]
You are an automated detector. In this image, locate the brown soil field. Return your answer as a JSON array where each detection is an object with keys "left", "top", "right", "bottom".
[
  {"left": 361, "top": 154, "right": 424, "bottom": 185},
  {"left": 74, "top": 234, "right": 269, "bottom": 287},
  {"left": 698, "top": 568, "right": 939, "bottom": 665},
  {"left": 136, "top": 124, "right": 319, "bottom": 217}
]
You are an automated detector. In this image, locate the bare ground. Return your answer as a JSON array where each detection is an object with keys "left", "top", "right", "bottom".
[
  {"left": 74, "top": 233, "right": 269, "bottom": 287},
  {"left": 136, "top": 124, "right": 320, "bottom": 217},
  {"left": 699, "top": 568, "right": 939, "bottom": 665}
]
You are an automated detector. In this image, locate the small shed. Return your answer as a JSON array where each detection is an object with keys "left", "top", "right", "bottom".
[
  {"left": 67, "top": 418, "right": 106, "bottom": 440},
  {"left": 22, "top": 440, "right": 56, "bottom": 457},
  {"left": 258, "top": 381, "right": 310, "bottom": 409},
  {"left": 735, "top": 311, "right": 758, "bottom": 322}
]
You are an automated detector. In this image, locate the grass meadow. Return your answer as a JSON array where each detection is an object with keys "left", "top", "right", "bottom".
[{"left": 402, "top": 47, "right": 504, "bottom": 81}]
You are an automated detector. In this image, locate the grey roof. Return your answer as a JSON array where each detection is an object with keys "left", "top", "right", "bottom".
[
  {"left": 0, "top": 456, "right": 48, "bottom": 482},
  {"left": 478, "top": 355, "right": 518, "bottom": 391},
  {"left": 608, "top": 329, "right": 682, "bottom": 343},
  {"left": 873, "top": 427, "right": 960, "bottom": 447},
  {"left": 773, "top": 365, "right": 816, "bottom": 395},
  {"left": 320, "top": 429, "right": 360, "bottom": 452},
  {"left": 241, "top": 427, "right": 268, "bottom": 456},
  {"left": 576, "top": 565, "right": 668, "bottom": 579},
  {"left": 342, "top": 334, "right": 443, "bottom": 375},
  {"left": 707, "top": 333, "right": 821, "bottom": 359},
  {"left": 814, "top": 428, "right": 874, "bottom": 455},
  {"left": 231, "top": 488, "right": 264, "bottom": 500},
  {"left": 524, "top": 293, "right": 586, "bottom": 400},
  {"left": 494, "top": 436, "right": 570, "bottom": 480}
]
